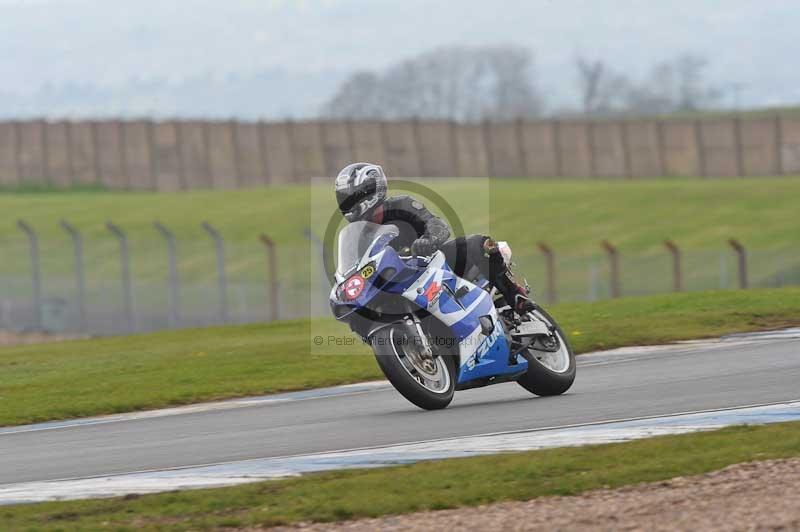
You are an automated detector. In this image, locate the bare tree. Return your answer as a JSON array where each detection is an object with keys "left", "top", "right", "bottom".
[
  {"left": 483, "top": 46, "right": 543, "bottom": 120},
  {"left": 320, "top": 45, "right": 545, "bottom": 121},
  {"left": 575, "top": 56, "right": 606, "bottom": 114},
  {"left": 620, "top": 53, "right": 721, "bottom": 115},
  {"left": 321, "top": 71, "right": 382, "bottom": 119},
  {"left": 672, "top": 53, "right": 721, "bottom": 111},
  {"left": 574, "top": 55, "right": 632, "bottom": 116},
  {"left": 623, "top": 63, "right": 677, "bottom": 115}
]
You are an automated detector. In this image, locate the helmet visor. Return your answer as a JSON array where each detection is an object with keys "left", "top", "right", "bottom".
[{"left": 336, "top": 177, "right": 377, "bottom": 217}]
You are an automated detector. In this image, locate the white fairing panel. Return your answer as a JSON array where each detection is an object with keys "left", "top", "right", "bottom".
[{"left": 400, "top": 251, "right": 500, "bottom": 367}]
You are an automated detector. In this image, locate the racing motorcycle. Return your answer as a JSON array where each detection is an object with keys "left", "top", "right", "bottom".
[{"left": 329, "top": 221, "right": 576, "bottom": 410}]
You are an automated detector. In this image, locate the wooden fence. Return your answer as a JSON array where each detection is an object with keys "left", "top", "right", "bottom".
[{"left": 1, "top": 116, "right": 800, "bottom": 190}]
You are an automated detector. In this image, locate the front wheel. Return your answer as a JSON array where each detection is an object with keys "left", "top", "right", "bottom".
[
  {"left": 372, "top": 325, "right": 456, "bottom": 410},
  {"left": 516, "top": 307, "right": 576, "bottom": 396}
]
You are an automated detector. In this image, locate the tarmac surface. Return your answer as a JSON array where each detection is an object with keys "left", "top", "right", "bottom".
[{"left": 1, "top": 330, "right": 798, "bottom": 502}]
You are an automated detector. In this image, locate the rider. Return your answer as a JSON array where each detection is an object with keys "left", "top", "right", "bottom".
[{"left": 334, "top": 162, "right": 536, "bottom": 316}]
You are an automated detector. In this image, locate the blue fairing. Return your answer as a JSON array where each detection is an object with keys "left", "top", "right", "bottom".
[
  {"left": 407, "top": 260, "right": 528, "bottom": 385},
  {"left": 456, "top": 325, "right": 528, "bottom": 384},
  {"left": 331, "top": 243, "right": 420, "bottom": 317},
  {"left": 332, "top": 232, "right": 527, "bottom": 387}
]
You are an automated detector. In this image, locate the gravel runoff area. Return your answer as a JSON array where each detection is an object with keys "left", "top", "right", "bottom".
[{"left": 267, "top": 458, "right": 800, "bottom": 532}]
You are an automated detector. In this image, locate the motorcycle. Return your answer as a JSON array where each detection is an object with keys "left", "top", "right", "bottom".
[{"left": 329, "top": 221, "right": 575, "bottom": 410}]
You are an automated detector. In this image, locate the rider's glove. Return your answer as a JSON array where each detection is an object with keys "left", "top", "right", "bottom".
[{"left": 411, "top": 237, "right": 436, "bottom": 257}]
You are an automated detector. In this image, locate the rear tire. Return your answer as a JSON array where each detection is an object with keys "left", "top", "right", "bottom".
[
  {"left": 516, "top": 307, "right": 576, "bottom": 396},
  {"left": 372, "top": 325, "right": 456, "bottom": 410}
]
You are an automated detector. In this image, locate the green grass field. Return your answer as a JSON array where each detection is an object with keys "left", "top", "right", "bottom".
[
  {"left": 2, "top": 287, "right": 800, "bottom": 427},
  {"left": 4, "top": 420, "right": 799, "bottom": 530},
  {"left": 1, "top": 177, "right": 798, "bottom": 308},
  {"left": 0, "top": 177, "right": 797, "bottom": 266},
  {"left": 2, "top": 179, "right": 798, "bottom": 529},
  {"left": 2, "top": 176, "right": 799, "bottom": 253}
]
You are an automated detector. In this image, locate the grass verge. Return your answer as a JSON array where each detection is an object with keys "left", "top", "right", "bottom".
[
  {"left": 1, "top": 177, "right": 799, "bottom": 282},
  {"left": 2, "top": 177, "right": 800, "bottom": 253},
  {"left": 3, "top": 421, "right": 800, "bottom": 530},
  {"left": 1, "top": 287, "right": 800, "bottom": 427}
]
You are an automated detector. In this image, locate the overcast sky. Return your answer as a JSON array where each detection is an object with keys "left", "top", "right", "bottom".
[{"left": 2, "top": 0, "right": 799, "bottom": 117}]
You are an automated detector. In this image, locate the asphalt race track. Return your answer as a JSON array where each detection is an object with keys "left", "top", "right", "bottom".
[{"left": 1, "top": 332, "right": 799, "bottom": 492}]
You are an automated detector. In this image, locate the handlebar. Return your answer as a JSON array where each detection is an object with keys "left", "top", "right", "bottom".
[
  {"left": 398, "top": 246, "right": 439, "bottom": 265},
  {"left": 398, "top": 246, "right": 413, "bottom": 257}
]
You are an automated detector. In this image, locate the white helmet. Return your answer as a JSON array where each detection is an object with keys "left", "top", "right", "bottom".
[{"left": 335, "top": 162, "right": 388, "bottom": 222}]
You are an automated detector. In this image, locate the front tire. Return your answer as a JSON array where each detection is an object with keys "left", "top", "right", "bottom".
[
  {"left": 516, "top": 307, "right": 576, "bottom": 396},
  {"left": 372, "top": 325, "right": 456, "bottom": 410}
]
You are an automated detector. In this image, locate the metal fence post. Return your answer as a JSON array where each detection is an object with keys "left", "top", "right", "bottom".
[
  {"left": 733, "top": 116, "right": 744, "bottom": 177},
  {"left": 60, "top": 220, "right": 88, "bottom": 333},
  {"left": 587, "top": 121, "right": 597, "bottom": 178},
  {"left": 174, "top": 121, "right": 186, "bottom": 190},
  {"left": 481, "top": 119, "right": 494, "bottom": 178},
  {"left": 536, "top": 242, "right": 557, "bottom": 304},
  {"left": 656, "top": 119, "right": 667, "bottom": 177},
  {"left": 202, "top": 221, "right": 229, "bottom": 323},
  {"left": 451, "top": 119, "right": 463, "bottom": 177},
  {"left": 40, "top": 118, "right": 51, "bottom": 186},
  {"left": 515, "top": 118, "right": 528, "bottom": 177},
  {"left": 154, "top": 221, "right": 180, "bottom": 328},
  {"left": 106, "top": 221, "right": 136, "bottom": 333},
  {"left": 90, "top": 120, "right": 101, "bottom": 185},
  {"left": 146, "top": 120, "right": 158, "bottom": 190},
  {"left": 257, "top": 120, "right": 271, "bottom": 184},
  {"left": 117, "top": 120, "right": 129, "bottom": 188},
  {"left": 552, "top": 120, "right": 564, "bottom": 178},
  {"left": 259, "top": 234, "right": 280, "bottom": 321},
  {"left": 728, "top": 239, "right": 748, "bottom": 289},
  {"left": 601, "top": 240, "right": 621, "bottom": 299},
  {"left": 412, "top": 117, "right": 425, "bottom": 176},
  {"left": 229, "top": 119, "right": 242, "bottom": 187},
  {"left": 16, "top": 220, "right": 43, "bottom": 331},
  {"left": 12, "top": 121, "right": 22, "bottom": 184},
  {"left": 694, "top": 119, "right": 707, "bottom": 177},
  {"left": 620, "top": 120, "right": 633, "bottom": 179},
  {"left": 664, "top": 240, "right": 683, "bottom": 292},
  {"left": 65, "top": 120, "right": 76, "bottom": 186},
  {"left": 774, "top": 114, "right": 784, "bottom": 175}
]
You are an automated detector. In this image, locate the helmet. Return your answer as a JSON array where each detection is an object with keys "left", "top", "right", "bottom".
[{"left": 335, "top": 162, "right": 388, "bottom": 222}]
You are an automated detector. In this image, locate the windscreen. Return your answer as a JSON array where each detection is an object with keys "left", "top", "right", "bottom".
[{"left": 336, "top": 221, "right": 399, "bottom": 276}]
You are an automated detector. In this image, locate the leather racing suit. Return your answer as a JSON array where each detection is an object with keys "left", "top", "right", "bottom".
[{"left": 366, "top": 195, "right": 530, "bottom": 312}]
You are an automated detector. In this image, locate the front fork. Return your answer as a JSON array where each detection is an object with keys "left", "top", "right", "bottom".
[{"left": 404, "top": 304, "right": 434, "bottom": 358}]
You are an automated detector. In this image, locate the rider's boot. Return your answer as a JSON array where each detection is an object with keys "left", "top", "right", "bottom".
[
  {"left": 496, "top": 271, "right": 536, "bottom": 315},
  {"left": 483, "top": 238, "right": 536, "bottom": 316}
]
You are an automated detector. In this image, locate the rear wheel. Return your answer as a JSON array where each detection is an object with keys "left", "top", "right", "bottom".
[
  {"left": 372, "top": 325, "right": 456, "bottom": 410},
  {"left": 516, "top": 307, "right": 576, "bottom": 396}
]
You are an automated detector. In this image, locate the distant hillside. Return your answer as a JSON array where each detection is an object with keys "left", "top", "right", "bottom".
[{"left": 0, "top": 69, "right": 348, "bottom": 120}]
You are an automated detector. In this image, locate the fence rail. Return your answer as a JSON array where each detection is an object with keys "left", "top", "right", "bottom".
[
  {"left": 1, "top": 221, "right": 798, "bottom": 336},
  {"left": 2, "top": 116, "right": 800, "bottom": 190}
]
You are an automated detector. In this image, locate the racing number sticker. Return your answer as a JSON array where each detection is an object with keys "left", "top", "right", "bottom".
[{"left": 360, "top": 263, "right": 376, "bottom": 279}]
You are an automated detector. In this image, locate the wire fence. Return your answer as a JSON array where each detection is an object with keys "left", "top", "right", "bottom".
[{"left": 1, "top": 221, "right": 798, "bottom": 336}]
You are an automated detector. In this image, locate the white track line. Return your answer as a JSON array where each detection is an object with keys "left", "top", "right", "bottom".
[{"left": 2, "top": 399, "right": 799, "bottom": 505}]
